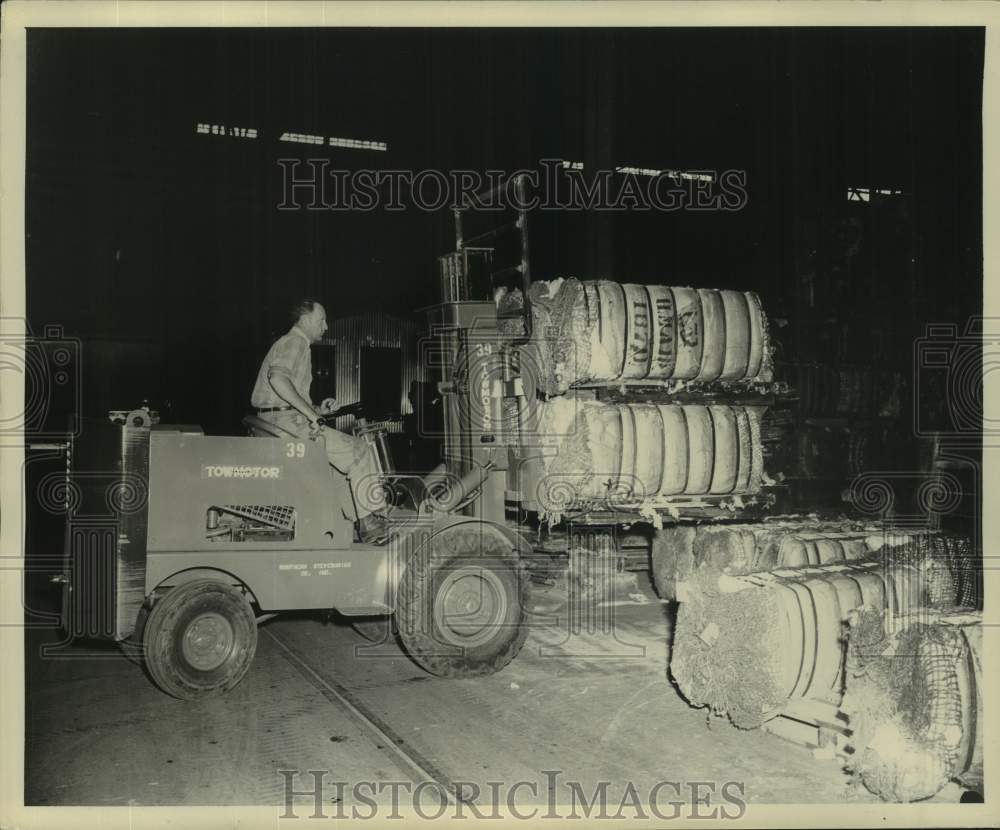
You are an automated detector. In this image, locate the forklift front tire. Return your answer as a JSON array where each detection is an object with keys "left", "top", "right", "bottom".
[
  {"left": 143, "top": 579, "right": 258, "bottom": 700},
  {"left": 396, "top": 530, "right": 528, "bottom": 677}
]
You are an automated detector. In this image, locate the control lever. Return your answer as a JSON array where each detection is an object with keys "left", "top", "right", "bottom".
[
  {"left": 316, "top": 401, "right": 365, "bottom": 427},
  {"left": 316, "top": 404, "right": 399, "bottom": 428}
]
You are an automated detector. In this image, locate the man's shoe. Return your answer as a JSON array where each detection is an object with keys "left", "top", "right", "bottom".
[{"left": 358, "top": 514, "right": 390, "bottom": 544}]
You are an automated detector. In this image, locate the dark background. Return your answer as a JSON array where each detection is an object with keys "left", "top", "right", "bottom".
[{"left": 26, "top": 27, "right": 983, "bottom": 437}]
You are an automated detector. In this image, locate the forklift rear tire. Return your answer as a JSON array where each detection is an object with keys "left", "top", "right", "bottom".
[
  {"left": 143, "top": 579, "right": 257, "bottom": 700},
  {"left": 396, "top": 529, "right": 528, "bottom": 677}
]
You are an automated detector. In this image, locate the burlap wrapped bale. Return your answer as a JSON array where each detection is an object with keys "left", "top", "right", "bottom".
[
  {"left": 526, "top": 278, "right": 591, "bottom": 396},
  {"left": 496, "top": 286, "right": 528, "bottom": 340},
  {"left": 532, "top": 398, "right": 767, "bottom": 516},
  {"left": 653, "top": 518, "right": 887, "bottom": 594},
  {"left": 534, "top": 396, "right": 616, "bottom": 508},
  {"left": 692, "top": 526, "right": 759, "bottom": 575},
  {"left": 842, "top": 607, "right": 983, "bottom": 802},
  {"left": 671, "top": 568, "right": 788, "bottom": 729},
  {"left": 527, "top": 277, "right": 774, "bottom": 395},
  {"left": 877, "top": 531, "right": 976, "bottom": 611},
  {"left": 671, "top": 554, "right": 946, "bottom": 732},
  {"left": 650, "top": 525, "right": 696, "bottom": 600}
]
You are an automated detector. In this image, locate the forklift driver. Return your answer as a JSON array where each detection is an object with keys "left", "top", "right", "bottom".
[{"left": 251, "top": 299, "right": 389, "bottom": 543}]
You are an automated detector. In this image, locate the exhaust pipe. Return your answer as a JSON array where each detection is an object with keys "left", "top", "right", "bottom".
[{"left": 421, "top": 463, "right": 493, "bottom": 513}]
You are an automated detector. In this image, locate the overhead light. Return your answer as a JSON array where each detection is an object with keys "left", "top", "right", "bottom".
[
  {"left": 328, "top": 136, "right": 388, "bottom": 152},
  {"left": 280, "top": 132, "right": 325, "bottom": 145},
  {"left": 561, "top": 160, "right": 713, "bottom": 182},
  {"left": 197, "top": 123, "right": 258, "bottom": 138},
  {"left": 847, "top": 187, "right": 903, "bottom": 202},
  {"left": 195, "top": 123, "right": 387, "bottom": 150}
]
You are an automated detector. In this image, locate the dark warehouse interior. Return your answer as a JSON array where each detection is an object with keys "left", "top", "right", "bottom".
[
  {"left": 17, "top": 23, "right": 988, "bottom": 812},
  {"left": 26, "top": 27, "right": 982, "bottom": 435}
]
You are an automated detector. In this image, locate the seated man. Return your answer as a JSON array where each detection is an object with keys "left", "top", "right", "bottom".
[{"left": 251, "top": 298, "right": 388, "bottom": 542}]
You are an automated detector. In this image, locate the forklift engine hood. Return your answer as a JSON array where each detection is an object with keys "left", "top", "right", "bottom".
[
  {"left": 143, "top": 428, "right": 430, "bottom": 617},
  {"left": 64, "top": 420, "right": 436, "bottom": 643}
]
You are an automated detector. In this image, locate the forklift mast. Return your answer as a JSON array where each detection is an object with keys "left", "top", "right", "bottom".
[{"left": 423, "top": 175, "right": 533, "bottom": 525}]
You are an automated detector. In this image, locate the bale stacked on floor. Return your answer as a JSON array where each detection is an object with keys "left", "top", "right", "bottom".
[
  {"left": 525, "top": 278, "right": 774, "bottom": 396},
  {"left": 669, "top": 563, "right": 790, "bottom": 729},
  {"left": 652, "top": 522, "right": 972, "bottom": 604},
  {"left": 842, "top": 607, "right": 983, "bottom": 802},
  {"left": 669, "top": 545, "right": 968, "bottom": 731},
  {"left": 881, "top": 532, "right": 981, "bottom": 610},
  {"left": 652, "top": 518, "right": 884, "bottom": 602}
]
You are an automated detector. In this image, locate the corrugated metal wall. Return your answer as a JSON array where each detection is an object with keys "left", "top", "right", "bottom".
[{"left": 323, "top": 312, "right": 425, "bottom": 434}]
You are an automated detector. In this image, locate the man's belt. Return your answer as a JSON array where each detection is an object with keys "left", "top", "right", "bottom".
[{"left": 256, "top": 405, "right": 292, "bottom": 414}]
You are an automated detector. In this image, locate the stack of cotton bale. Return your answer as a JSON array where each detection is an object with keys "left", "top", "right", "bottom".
[
  {"left": 514, "top": 278, "right": 776, "bottom": 519},
  {"left": 650, "top": 517, "right": 881, "bottom": 601},
  {"left": 668, "top": 534, "right": 974, "bottom": 732},
  {"left": 526, "top": 395, "right": 768, "bottom": 517},
  {"left": 522, "top": 278, "right": 773, "bottom": 396}
]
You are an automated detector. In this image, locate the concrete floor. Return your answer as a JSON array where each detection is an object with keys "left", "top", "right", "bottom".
[{"left": 25, "top": 572, "right": 886, "bottom": 810}]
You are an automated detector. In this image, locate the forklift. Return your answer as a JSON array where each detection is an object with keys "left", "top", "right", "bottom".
[
  {"left": 58, "top": 363, "right": 533, "bottom": 699},
  {"left": 58, "top": 175, "right": 779, "bottom": 700}
]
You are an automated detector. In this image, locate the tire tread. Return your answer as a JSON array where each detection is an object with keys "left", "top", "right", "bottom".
[
  {"left": 396, "top": 528, "right": 528, "bottom": 677},
  {"left": 143, "top": 579, "right": 257, "bottom": 699}
]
